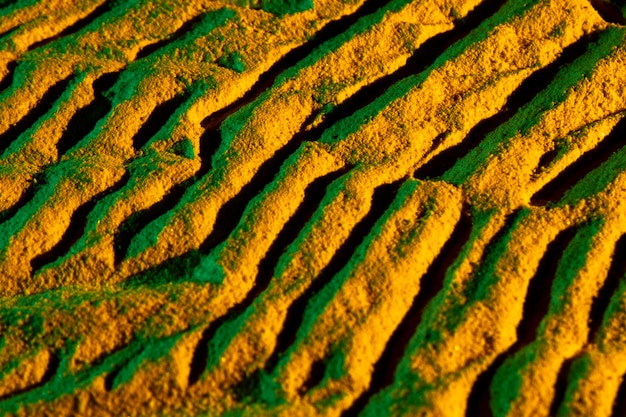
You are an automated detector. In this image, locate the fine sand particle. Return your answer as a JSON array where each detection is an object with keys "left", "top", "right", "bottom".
[{"left": 0, "top": 0, "right": 625, "bottom": 416}]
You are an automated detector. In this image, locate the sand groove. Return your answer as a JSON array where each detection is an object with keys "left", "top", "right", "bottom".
[{"left": 0, "top": 0, "right": 625, "bottom": 416}]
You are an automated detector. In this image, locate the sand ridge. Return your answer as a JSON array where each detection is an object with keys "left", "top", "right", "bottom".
[{"left": 0, "top": 0, "right": 625, "bottom": 415}]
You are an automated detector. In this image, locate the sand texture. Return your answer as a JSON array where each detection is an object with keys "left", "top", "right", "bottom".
[{"left": 0, "top": 0, "right": 626, "bottom": 415}]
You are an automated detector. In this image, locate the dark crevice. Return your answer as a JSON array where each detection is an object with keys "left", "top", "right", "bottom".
[
  {"left": 466, "top": 355, "right": 500, "bottom": 417},
  {"left": 421, "top": 131, "right": 450, "bottom": 158},
  {"left": 299, "top": 357, "right": 327, "bottom": 395},
  {"left": 589, "top": 0, "right": 626, "bottom": 25},
  {"left": 27, "top": 1, "right": 112, "bottom": 51},
  {"left": 0, "top": 0, "right": 20, "bottom": 7},
  {"left": 0, "top": 75, "right": 74, "bottom": 155},
  {"left": 0, "top": 60, "right": 16, "bottom": 93},
  {"left": 114, "top": 87, "right": 229, "bottom": 263},
  {"left": 30, "top": 172, "right": 131, "bottom": 273},
  {"left": 88, "top": 340, "right": 148, "bottom": 392},
  {"left": 187, "top": 167, "right": 351, "bottom": 385},
  {"left": 196, "top": 129, "right": 221, "bottom": 178},
  {"left": 56, "top": 71, "right": 120, "bottom": 156},
  {"left": 0, "top": 353, "right": 60, "bottom": 400},
  {"left": 463, "top": 209, "right": 524, "bottom": 300},
  {"left": 104, "top": 364, "right": 123, "bottom": 392},
  {"left": 532, "top": 147, "right": 561, "bottom": 176},
  {"left": 550, "top": 355, "right": 578, "bottom": 417},
  {"left": 198, "top": 137, "right": 303, "bottom": 255},
  {"left": 307, "top": 0, "right": 505, "bottom": 137},
  {"left": 612, "top": 371, "right": 626, "bottom": 417},
  {"left": 264, "top": 179, "right": 405, "bottom": 373},
  {"left": 588, "top": 233, "right": 626, "bottom": 343},
  {"left": 189, "top": 0, "right": 409, "bottom": 177},
  {"left": 195, "top": 0, "right": 400, "bottom": 144},
  {"left": 120, "top": 123, "right": 318, "bottom": 287},
  {"left": 414, "top": 31, "right": 600, "bottom": 180},
  {"left": 134, "top": 112, "right": 316, "bottom": 265},
  {"left": 44, "top": 354, "right": 61, "bottom": 382},
  {"left": 465, "top": 225, "right": 579, "bottom": 417},
  {"left": 531, "top": 113, "right": 626, "bottom": 205},
  {"left": 187, "top": 323, "right": 212, "bottom": 386},
  {"left": 0, "top": 0, "right": 29, "bottom": 36},
  {"left": 0, "top": 172, "right": 44, "bottom": 224},
  {"left": 102, "top": 345, "right": 143, "bottom": 392},
  {"left": 183, "top": 0, "right": 500, "bottom": 244},
  {"left": 0, "top": 23, "right": 20, "bottom": 40},
  {"left": 120, "top": 248, "right": 203, "bottom": 288},
  {"left": 92, "top": 69, "right": 120, "bottom": 93},
  {"left": 135, "top": 12, "right": 206, "bottom": 60},
  {"left": 131, "top": 92, "right": 189, "bottom": 151},
  {"left": 29, "top": 352, "right": 60, "bottom": 392},
  {"left": 114, "top": 177, "right": 195, "bottom": 265},
  {"left": 242, "top": 166, "right": 352, "bottom": 302},
  {"left": 199, "top": 109, "right": 318, "bottom": 181},
  {"left": 197, "top": 127, "right": 221, "bottom": 178},
  {"left": 343, "top": 208, "right": 473, "bottom": 417}
]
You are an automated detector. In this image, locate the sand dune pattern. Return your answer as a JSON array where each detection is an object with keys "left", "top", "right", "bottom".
[{"left": 0, "top": 0, "right": 625, "bottom": 415}]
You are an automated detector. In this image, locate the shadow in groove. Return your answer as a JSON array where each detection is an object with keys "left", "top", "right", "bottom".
[
  {"left": 196, "top": 0, "right": 398, "bottom": 138},
  {"left": 0, "top": 75, "right": 74, "bottom": 155},
  {"left": 30, "top": 172, "right": 131, "bottom": 274},
  {"left": 0, "top": 61, "right": 16, "bottom": 93},
  {"left": 299, "top": 357, "right": 327, "bottom": 394},
  {"left": 465, "top": 225, "right": 579, "bottom": 417},
  {"left": 196, "top": 127, "right": 221, "bottom": 178},
  {"left": 0, "top": 353, "right": 60, "bottom": 401},
  {"left": 587, "top": 233, "right": 626, "bottom": 343},
  {"left": 531, "top": 116, "right": 626, "bottom": 205},
  {"left": 263, "top": 179, "right": 405, "bottom": 374},
  {"left": 309, "top": 0, "right": 505, "bottom": 138},
  {"left": 343, "top": 208, "right": 473, "bottom": 417},
  {"left": 414, "top": 32, "right": 600, "bottom": 180},
  {"left": 187, "top": 166, "right": 351, "bottom": 386},
  {"left": 612, "top": 371, "right": 626, "bottom": 417},
  {"left": 27, "top": 1, "right": 112, "bottom": 51},
  {"left": 549, "top": 354, "right": 578, "bottom": 416},
  {"left": 114, "top": 178, "right": 194, "bottom": 265},
  {"left": 56, "top": 71, "right": 120, "bottom": 156},
  {"left": 131, "top": 92, "right": 189, "bottom": 150},
  {"left": 590, "top": 0, "right": 626, "bottom": 25},
  {"left": 0, "top": 172, "right": 45, "bottom": 225},
  {"left": 0, "top": 24, "right": 18, "bottom": 42},
  {"left": 135, "top": 12, "right": 206, "bottom": 60},
  {"left": 103, "top": 364, "right": 122, "bottom": 392}
]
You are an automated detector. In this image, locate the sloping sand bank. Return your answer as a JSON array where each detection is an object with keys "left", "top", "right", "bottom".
[{"left": 0, "top": 0, "right": 625, "bottom": 415}]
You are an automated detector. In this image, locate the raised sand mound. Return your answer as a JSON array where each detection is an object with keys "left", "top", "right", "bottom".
[{"left": 0, "top": 0, "right": 626, "bottom": 415}]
